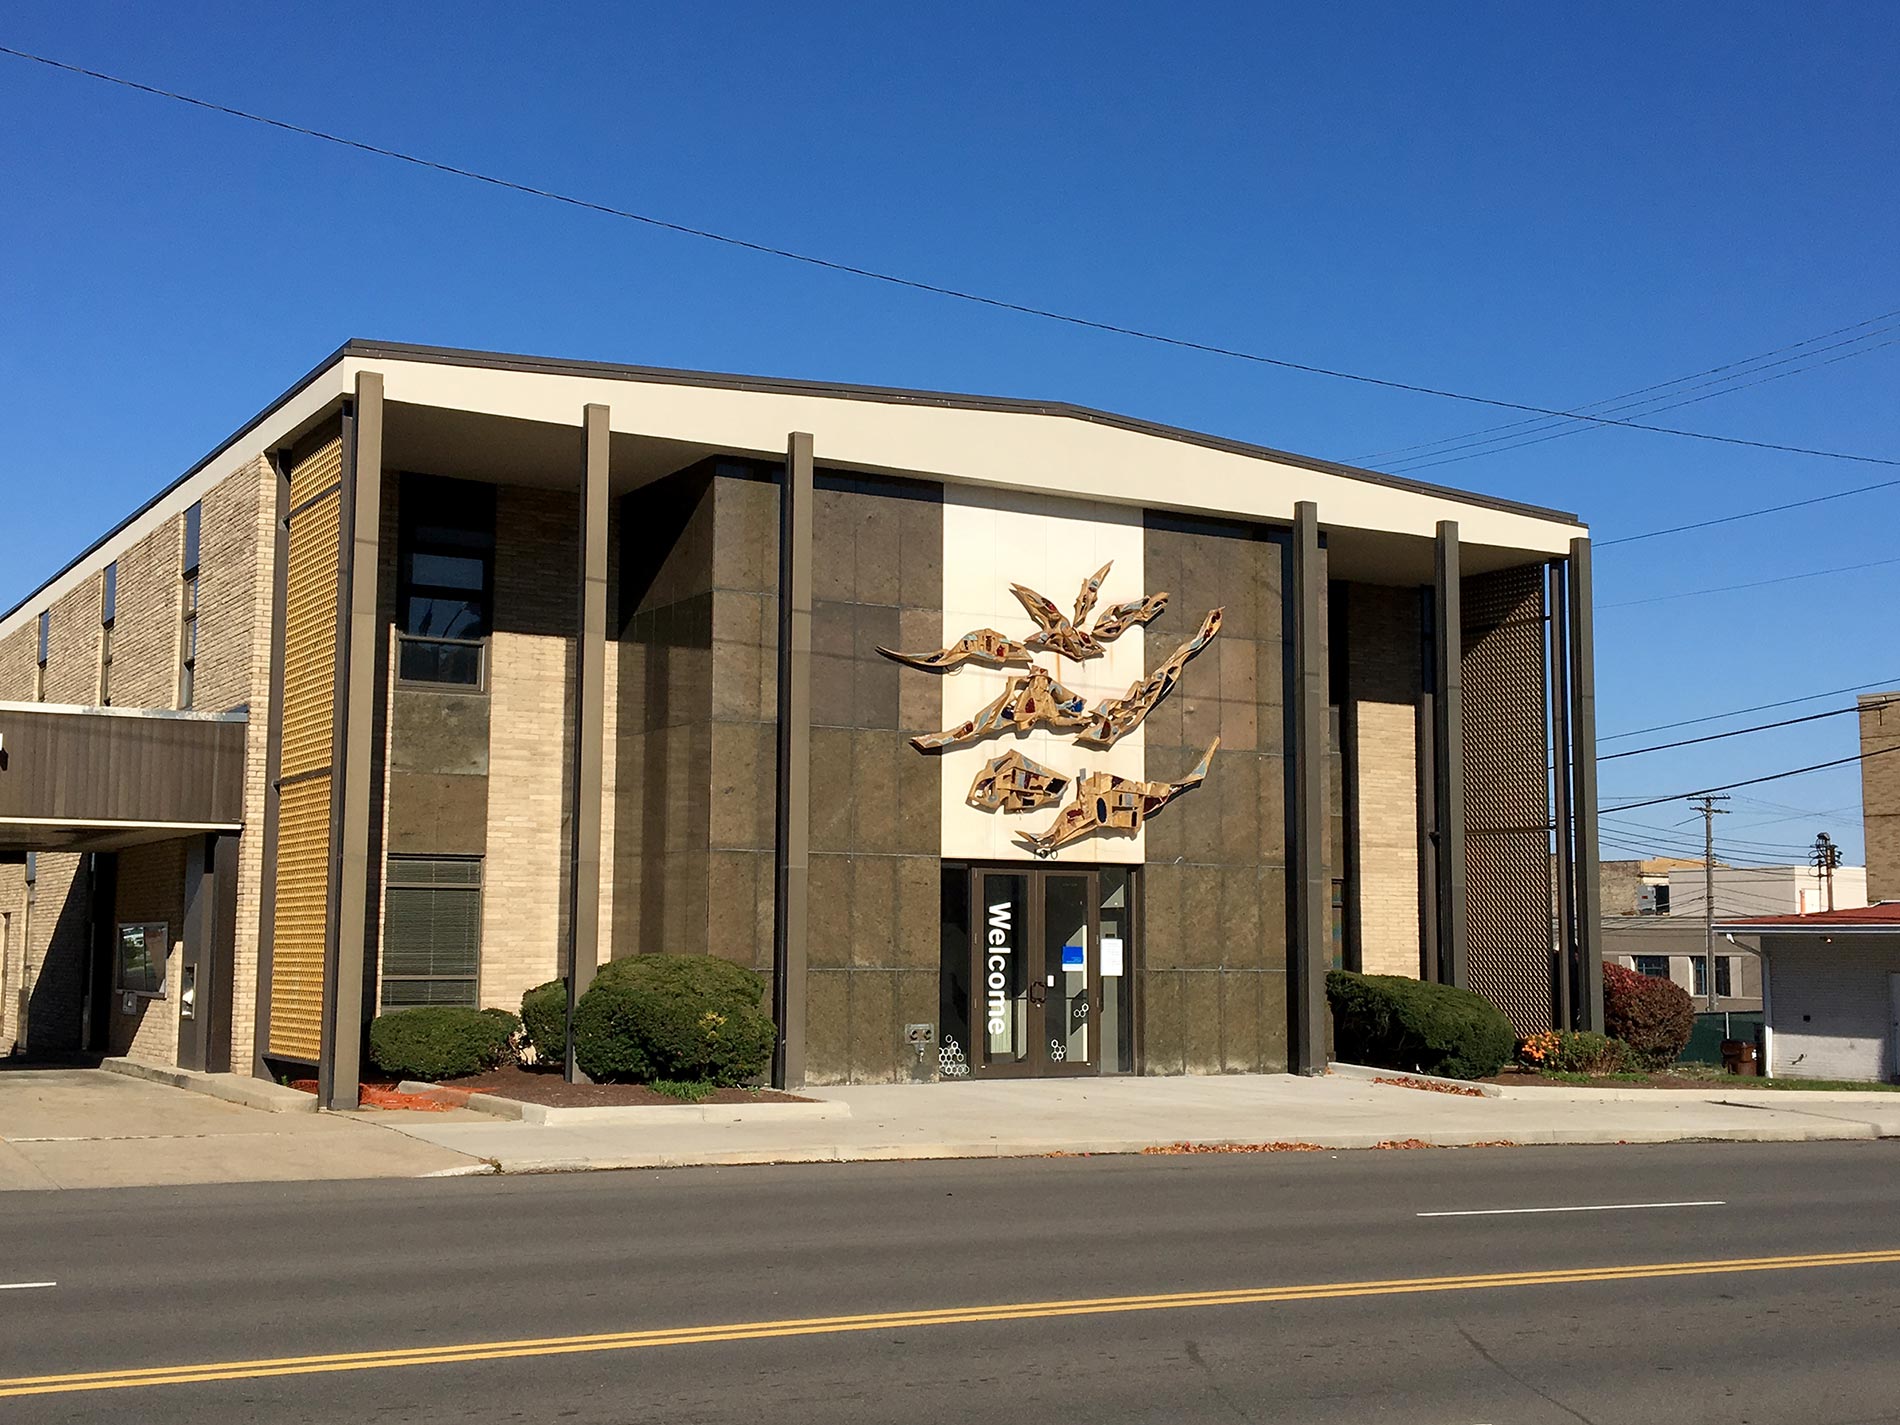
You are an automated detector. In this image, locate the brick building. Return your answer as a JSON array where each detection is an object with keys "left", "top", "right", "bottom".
[
  {"left": 1861, "top": 692, "right": 1900, "bottom": 902},
  {"left": 0, "top": 342, "right": 1605, "bottom": 1103}
]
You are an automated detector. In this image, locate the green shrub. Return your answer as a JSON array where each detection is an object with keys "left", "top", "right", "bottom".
[
  {"left": 574, "top": 955, "right": 776, "bottom": 1085},
  {"left": 1517, "top": 1029, "right": 1633, "bottom": 1075},
  {"left": 1604, "top": 963, "right": 1697, "bottom": 1069},
  {"left": 1326, "top": 970, "right": 1515, "bottom": 1080},
  {"left": 593, "top": 953, "right": 766, "bottom": 1012},
  {"left": 368, "top": 1006, "right": 519, "bottom": 1082},
  {"left": 520, "top": 979, "right": 567, "bottom": 1066}
]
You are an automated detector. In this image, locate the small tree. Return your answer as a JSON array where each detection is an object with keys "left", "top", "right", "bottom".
[{"left": 1602, "top": 963, "right": 1695, "bottom": 1070}]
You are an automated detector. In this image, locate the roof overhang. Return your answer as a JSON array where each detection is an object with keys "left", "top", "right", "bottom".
[{"left": 3, "top": 339, "right": 1591, "bottom": 640}]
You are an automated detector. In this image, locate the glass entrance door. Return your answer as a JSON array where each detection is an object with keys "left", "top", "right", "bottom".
[{"left": 969, "top": 867, "right": 1117, "bottom": 1077}]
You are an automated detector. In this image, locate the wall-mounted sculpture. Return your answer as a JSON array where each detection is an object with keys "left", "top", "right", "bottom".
[
  {"left": 882, "top": 560, "right": 1167, "bottom": 673},
  {"left": 967, "top": 750, "right": 1071, "bottom": 812},
  {"left": 908, "top": 666, "right": 1091, "bottom": 751},
  {"left": 1017, "top": 739, "right": 1220, "bottom": 857},
  {"left": 881, "top": 559, "right": 1224, "bottom": 855},
  {"left": 1078, "top": 607, "right": 1224, "bottom": 749},
  {"left": 875, "top": 627, "right": 1035, "bottom": 672},
  {"left": 1012, "top": 560, "right": 1168, "bottom": 662}
]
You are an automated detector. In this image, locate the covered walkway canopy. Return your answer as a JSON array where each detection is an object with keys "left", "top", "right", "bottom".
[{"left": 0, "top": 702, "right": 245, "bottom": 854}]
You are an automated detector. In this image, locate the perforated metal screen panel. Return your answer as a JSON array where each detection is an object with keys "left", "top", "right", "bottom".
[{"left": 1461, "top": 565, "right": 1555, "bottom": 1036}]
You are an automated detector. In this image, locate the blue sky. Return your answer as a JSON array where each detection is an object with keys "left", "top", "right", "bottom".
[{"left": 3, "top": 3, "right": 1895, "bottom": 867}]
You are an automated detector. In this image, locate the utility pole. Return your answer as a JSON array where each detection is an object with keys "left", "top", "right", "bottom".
[
  {"left": 1811, "top": 831, "right": 1840, "bottom": 912},
  {"left": 1695, "top": 795, "right": 1730, "bottom": 1011}
]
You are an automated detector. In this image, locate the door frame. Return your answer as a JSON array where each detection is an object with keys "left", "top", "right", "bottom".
[{"left": 965, "top": 864, "right": 1115, "bottom": 1079}]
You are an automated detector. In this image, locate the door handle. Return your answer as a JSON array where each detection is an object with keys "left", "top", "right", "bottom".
[{"left": 1028, "top": 984, "right": 1047, "bottom": 1006}]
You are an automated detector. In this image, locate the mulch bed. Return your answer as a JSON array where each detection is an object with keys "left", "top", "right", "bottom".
[
  {"left": 288, "top": 1079, "right": 458, "bottom": 1112},
  {"left": 439, "top": 1064, "right": 815, "bottom": 1108}
]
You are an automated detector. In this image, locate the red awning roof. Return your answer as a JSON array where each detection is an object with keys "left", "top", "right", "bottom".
[{"left": 1718, "top": 903, "right": 1900, "bottom": 935}]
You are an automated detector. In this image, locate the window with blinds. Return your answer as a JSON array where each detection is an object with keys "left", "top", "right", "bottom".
[{"left": 380, "top": 856, "right": 483, "bottom": 1010}]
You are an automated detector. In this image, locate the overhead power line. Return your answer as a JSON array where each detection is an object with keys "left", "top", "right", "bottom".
[
  {"left": 1601, "top": 743, "right": 1900, "bottom": 815},
  {"left": 1600, "top": 555, "right": 1900, "bottom": 609},
  {"left": 5, "top": 42, "right": 1900, "bottom": 479},
  {"left": 1598, "top": 476, "right": 1900, "bottom": 548},
  {"left": 1598, "top": 677, "right": 1900, "bottom": 743},
  {"left": 1598, "top": 700, "right": 1897, "bottom": 761},
  {"left": 1379, "top": 323, "right": 1900, "bottom": 474},
  {"left": 1354, "top": 309, "right": 1900, "bottom": 465}
]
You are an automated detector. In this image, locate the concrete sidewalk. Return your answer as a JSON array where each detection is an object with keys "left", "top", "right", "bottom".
[
  {"left": 373, "top": 1071, "right": 1900, "bottom": 1173},
  {"left": 0, "top": 1068, "right": 485, "bottom": 1190}
]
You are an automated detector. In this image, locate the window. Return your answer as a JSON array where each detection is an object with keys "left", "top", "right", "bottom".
[
  {"left": 99, "top": 562, "right": 116, "bottom": 706},
  {"left": 380, "top": 857, "right": 482, "bottom": 1009},
  {"left": 1653, "top": 885, "right": 1670, "bottom": 915},
  {"left": 179, "top": 504, "right": 201, "bottom": 709},
  {"left": 397, "top": 476, "right": 495, "bottom": 686},
  {"left": 35, "top": 610, "right": 49, "bottom": 701},
  {"left": 117, "top": 921, "right": 168, "bottom": 997},
  {"left": 1634, "top": 955, "right": 1670, "bottom": 979},
  {"left": 1690, "top": 957, "right": 1734, "bottom": 999}
]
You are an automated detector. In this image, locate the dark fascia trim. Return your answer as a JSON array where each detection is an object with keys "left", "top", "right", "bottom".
[
  {"left": 338, "top": 340, "right": 1582, "bottom": 525},
  {"left": 5, "top": 335, "right": 1585, "bottom": 627}
]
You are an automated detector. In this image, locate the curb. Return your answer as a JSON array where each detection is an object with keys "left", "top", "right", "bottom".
[
  {"left": 1327, "top": 1061, "right": 1505, "bottom": 1098},
  {"left": 470, "top": 1120, "right": 1897, "bottom": 1174},
  {"left": 397, "top": 1082, "right": 852, "bottom": 1125},
  {"left": 98, "top": 1057, "right": 317, "bottom": 1114}
]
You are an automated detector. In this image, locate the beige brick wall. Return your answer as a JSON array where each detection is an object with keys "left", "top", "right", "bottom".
[
  {"left": 478, "top": 487, "right": 579, "bottom": 1015},
  {"left": 1863, "top": 694, "right": 1900, "bottom": 904},
  {"left": 108, "top": 839, "right": 187, "bottom": 1064},
  {"left": 0, "top": 455, "right": 270, "bottom": 1061},
  {"left": 1346, "top": 584, "right": 1423, "bottom": 978}
]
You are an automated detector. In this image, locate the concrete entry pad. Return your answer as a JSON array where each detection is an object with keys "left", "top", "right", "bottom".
[{"left": 0, "top": 1068, "right": 483, "bottom": 1191}]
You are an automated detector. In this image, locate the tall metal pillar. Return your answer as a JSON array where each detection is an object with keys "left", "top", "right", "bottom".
[
  {"left": 1290, "top": 501, "right": 1328, "bottom": 1075},
  {"left": 565, "top": 403, "right": 610, "bottom": 1082},
  {"left": 771, "top": 432, "right": 814, "bottom": 1088},
  {"left": 1566, "top": 537, "right": 1605, "bottom": 1032},
  {"left": 322, "top": 370, "right": 383, "bottom": 1112},
  {"left": 1432, "top": 521, "right": 1468, "bottom": 988},
  {"left": 1547, "top": 562, "right": 1576, "bottom": 1029}
]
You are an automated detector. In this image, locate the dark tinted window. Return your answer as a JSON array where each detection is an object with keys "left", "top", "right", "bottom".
[{"left": 397, "top": 476, "right": 496, "bottom": 685}]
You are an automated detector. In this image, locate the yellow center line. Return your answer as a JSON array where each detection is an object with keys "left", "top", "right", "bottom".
[{"left": 6, "top": 1247, "right": 1899, "bottom": 1398}]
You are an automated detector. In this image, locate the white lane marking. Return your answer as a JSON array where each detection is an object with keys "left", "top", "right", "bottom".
[
  {"left": 0, "top": 1282, "right": 55, "bottom": 1291},
  {"left": 1418, "top": 1200, "right": 1725, "bottom": 1218}
]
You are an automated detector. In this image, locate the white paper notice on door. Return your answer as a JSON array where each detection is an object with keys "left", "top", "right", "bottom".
[{"left": 1100, "top": 937, "right": 1124, "bottom": 978}]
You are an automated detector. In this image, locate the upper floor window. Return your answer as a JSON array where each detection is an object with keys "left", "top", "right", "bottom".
[
  {"left": 1633, "top": 955, "right": 1670, "bottom": 980},
  {"left": 179, "top": 503, "right": 201, "bottom": 709},
  {"left": 35, "top": 610, "right": 49, "bottom": 701},
  {"left": 99, "top": 562, "right": 116, "bottom": 706},
  {"left": 397, "top": 475, "right": 495, "bottom": 687}
]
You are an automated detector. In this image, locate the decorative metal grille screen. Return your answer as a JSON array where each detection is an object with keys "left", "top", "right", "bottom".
[{"left": 1461, "top": 566, "right": 1555, "bottom": 1035}]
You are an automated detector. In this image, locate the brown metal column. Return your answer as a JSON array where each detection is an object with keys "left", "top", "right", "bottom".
[
  {"left": 1433, "top": 521, "right": 1467, "bottom": 988},
  {"left": 1290, "top": 501, "right": 1328, "bottom": 1075},
  {"left": 322, "top": 370, "right": 383, "bottom": 1112},
  {"left": 1546, "top": 562, "right": 1577, "bottom": 1029},
  {"left": 1567, "top": 537, "right": 1605, "bottom": 1032},
  {"left": 565, "top": 403, "right": 610, "bottom": 1082},
  {"left": 772, "top": 432, "right": 814, "bottom": 1088}
]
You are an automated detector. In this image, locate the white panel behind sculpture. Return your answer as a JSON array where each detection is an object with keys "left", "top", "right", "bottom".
[{"left": 937, "top": 488, "right": 1145, "bottom": 863}]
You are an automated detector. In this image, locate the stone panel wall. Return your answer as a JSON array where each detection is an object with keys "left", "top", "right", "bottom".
[
  {"left": 803, "top": 473, "right": 942, "bottom": 1085},
  {"left": 1140, "top": 514, "right": 1291, "bottom": 1074}
]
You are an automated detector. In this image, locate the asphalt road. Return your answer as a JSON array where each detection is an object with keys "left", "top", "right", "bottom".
[{"left": 6, "top": 1141, "right": 1900, "bottom": 1423}]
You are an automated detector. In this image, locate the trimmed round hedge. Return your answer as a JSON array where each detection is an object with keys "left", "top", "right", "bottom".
[
  {"left": 368, "top": 1005, "right": 519, "bottom": 1082},
  {"left": 1326, "top": 970, "right": 1515, "bottom": 1080},
  {"left": 520, "top": 978, "right": 567, "bottom": 1067},
  {"left": 1603, "top": 962, "right": 1696, "bottom": 1069},
  {"left": 573, "top": 954, "right": 776, "bottom": 1085}
]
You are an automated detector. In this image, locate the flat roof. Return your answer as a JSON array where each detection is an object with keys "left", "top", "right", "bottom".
[{"left": 3, "top": 339, "right": 1588, "bottom": 633}]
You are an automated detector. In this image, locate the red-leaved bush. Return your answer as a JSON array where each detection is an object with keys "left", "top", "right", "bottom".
[{"left": 1602, "top": 963, "right": 1696, "bottom": 1069}]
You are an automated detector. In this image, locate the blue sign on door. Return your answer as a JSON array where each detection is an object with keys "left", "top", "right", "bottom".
[{"left": 1061, "top": 944, "right": 1085, "bottom": 971}]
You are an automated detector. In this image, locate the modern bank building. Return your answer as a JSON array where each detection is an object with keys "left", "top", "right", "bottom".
[{"left": 0, "top": 342, "right": 1607, "bottom": 1107}]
